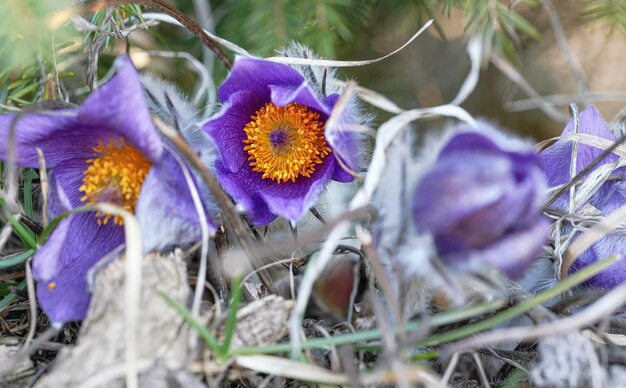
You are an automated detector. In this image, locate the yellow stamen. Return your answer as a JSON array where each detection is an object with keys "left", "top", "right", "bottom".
[
  {"left": 79, "top": 137, "right": 152, "bottom": 225},
  {"left": 48, "top": 282, "right": 56, "bottom": 291},
  {"left": 243, "top": 102, "right": 331, "bottom": 183}
]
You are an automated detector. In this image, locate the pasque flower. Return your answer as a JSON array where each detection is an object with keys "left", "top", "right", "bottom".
[
  {"left": 539, "top": 106, "right": 626, "bottom": 289},
  {"left": 412, "top": 123, "right": 550, "bottom": 277},
  {"left": 0, "top": 55, "right": 215, "bottom": 323},
  {"left": 202, "top": 57, "right": 359, "bottom": 225}
]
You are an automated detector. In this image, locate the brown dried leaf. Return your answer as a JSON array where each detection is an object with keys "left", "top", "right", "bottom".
[
  {"left": 36, "top": 250, "right": 190, "bottom": 388},
  {"left": 216, "top": 295, "right": 293, "bottom": 350}
]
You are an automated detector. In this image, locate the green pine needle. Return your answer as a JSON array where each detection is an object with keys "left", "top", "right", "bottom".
[{"left": 582, "top": 0, "right": 626, "bottom": 34}]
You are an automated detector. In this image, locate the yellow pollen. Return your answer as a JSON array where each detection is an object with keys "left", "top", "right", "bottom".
[
  {"left": 48, "top": 282, "right": 56, "bottom": 291},
  {"left": 243, "top": 102, "right": 331, "bottom": 183},
  {"left": 79, "top": 137, "right": 152, "bottom": 226}
]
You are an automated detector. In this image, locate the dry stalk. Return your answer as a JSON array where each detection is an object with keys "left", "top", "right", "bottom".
[
  {"left": 153, "top": 116, "right": 276, "bottom": 293},
  {"left": 58, "top": 0, "right": 232, "bottom": 69}
]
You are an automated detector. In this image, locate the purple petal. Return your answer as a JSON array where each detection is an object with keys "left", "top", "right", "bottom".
[
  {"left": 328, "top": 134, "right": 359, "bottom": 183},
  {"left": 215, "top": 148, "right": 335, "bottom": 224},
  {"left": 79, "top": 55, "right": 162, "bottom": 162},
  {"left": 418, "top": 152, "right": 543, "bottom": 254},
  {"left": 136, "top": 149, "right": 216, "bottom": 251},
  {"left": 32, "top": 217, "right": 71, "bottom": 281},
  {"left": 269, "top": 84, "right": 330, "bottom": 114},
  {"left": 33, "top": 211, "right": 124, "bottom": 323},
  {"left": 539, "top": 107, "right": 623, "bottom": 214},
  {"left": 321, "top": 93, "right": 360, "bottom": 182},
  {"left": 218, "top": 58, "right": 304, "bottom": 103},
  {"left": 441, "top": 126, "right": 539, "bottom": 166},
  {"left": 47, "top": 172, "right": 72, "bottom": 220},
  {"left": 476, "top": 218, "right": 550, "bottom": 278},
  {"left": 441, "top": 218, "right": 550, "bottom": 278},
  {"left": 569, "top": 235, "right": 626, "bottom": 289},
  {"left": 539, "top": 106, "right": 617, "bottom": 188},
  {"left": 49, "top": 158, "right": 93, "bottom": 209},
  {"left": 598, "top": 180, "right": 626, "bottom": 214},
  {"left": 413, "top": 152, "right": 517, "bottom": 234},
  {"left": 0, "top": 111, "right": 114, "bottom": 168},
  {"left": 259, "top": 154, "right": 335, "bottom": 221},
  {"left": 203, "top": 90, "right": 265, "bottom": 173},
  {"left": 215, "top": 161, "right": 276, "bottom": 225},
  {"left": 0, "top": 55, "right": 159, "bottom": 170}
]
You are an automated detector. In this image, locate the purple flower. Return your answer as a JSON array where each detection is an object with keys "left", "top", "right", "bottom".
[
  {"left": 539, "top": 106, "right": 622, "bottom": 213},
  {"left": 539, "top": 106, "right": 626, "bottom": 289},
  {"left": 412, "top": 123, "right": 550, "bottom": 277},
  {"left": 202, "top": 58, "right": 358, "bottom": 225},
  {"left": 0, "top": 55, "right": 215, "bottom": 323}
]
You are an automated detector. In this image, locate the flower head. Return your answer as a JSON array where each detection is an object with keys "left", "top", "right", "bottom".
[
  {"left": 412, "top": 123, "right": 550, "bottom": 277},
  {"left": 0, "top": 55, "right": 215, "bottom": 323},
  {"left": 202, "top": 57, "right": 359, "bottom": 225},
  {"left": 539, "top": 106, "right": 626, "bottom": 289}
]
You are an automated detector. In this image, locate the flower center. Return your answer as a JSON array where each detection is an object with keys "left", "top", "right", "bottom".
[
  {"left": 79, "top": 137, "right": 152, "bottom": 225},
  {"left": 243, "top": 102, "right": 331, "bottom": 183}
]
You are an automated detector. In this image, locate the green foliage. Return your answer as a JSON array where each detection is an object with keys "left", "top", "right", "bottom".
[
  {"left": 0, "top": 280, "right": 26, "bottom": 311},
  {"left": 359, "top": 0, "right": 540, "bottom": 63},
  {"left": 233, "top": 255, "right": 616, "bottom": 356},
  {"left": 211, "top": 0, "right": 540, "bottom": 62},
  {"left": 0, "top": 250, "right": 35, "bottom": 270},
  {"left": 81, "top": 3, "right": 145, "bottom": 49},
  {"left": 23, "top": 170, "right": 37, "bottom": 219},
  {"left": 448, "top": 0, "right": 539, "bottom": 62},
  {"left": 2, "top": 207, "right": 37, "bottom": 250},
  {"left": 161, "top": 275, "right": 244, "bottom": 360},
  {"left": 161, "top": 291, "right": 224, "bottom": 358},
  {"left": 582, "top": 0, "right": 626, "bottom": 34},
  {"left": 219, "top": 275, "right": 243, "bottom": 356},
  {"left": 214, "top": 0, "right": 371, "bottom": 57},
  {"left": 0, "top": 1, "right": 142, "bottom": 107},
  {"left": 0, "top": 0, "right": 75, "bottom": 71},
  {"left": 0, "top": 1, "right": 70, "bottom": 107}
]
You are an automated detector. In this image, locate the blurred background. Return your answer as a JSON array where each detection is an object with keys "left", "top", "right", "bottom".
[{"left": 1, "top": 0, "right": 626, "bottom": 140}]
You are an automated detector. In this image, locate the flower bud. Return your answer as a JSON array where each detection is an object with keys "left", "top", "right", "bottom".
[{"left": 412, "top": 123, "right": 550, "bottom": 277}]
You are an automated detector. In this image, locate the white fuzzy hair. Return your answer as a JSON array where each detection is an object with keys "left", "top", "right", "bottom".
[
  {"left": 137, "top": 74, "right": 220, "bottom": 250},
  {"left": 140, "top": 74, "right": 218, "bottom": 175}
]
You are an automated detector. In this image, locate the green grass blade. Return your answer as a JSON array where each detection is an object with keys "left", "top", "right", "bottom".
[
  {"left": 160, "top": 291, "right": 222, "bottom": 356},
  {"left": 419, "top": 255, "right": 619, "bottom": 347},
  {"left": 410, "top": 350, "right": 439, "bottom": 361},
  {"left": 8, "top": 82, "right": 39, "bottom": 102},
  {"left": 234, "top": 299, "right": 504, "bottom": 355},
  {"left": 0, "top": 280, "right": 26, "bottom": 312},
  {"left": 9, "top": 214, "right": 37, "bottom": 249},
  {"left": 6, "top": 212, "right": 37, "bottom": 249},
  {"left": 0, "top": 197, "right": 37, "bottom": 249},
  {"left": 37, "top": 205, "right": 96, "bottom": 245},
  {"left": 37, "top": 212, "right": 69, "bottom": 245},
  {"left": 219, "top": 275, "right": 243, "bottom": 356},
  {"left": 23, "top": 169, "right": 36, "bottom": 219},
  {"left": 0, "top": 249, "right": 35, "bottom": 269},
  {"left": 501, "top": 366, "right": 528, "bottom": 387},
  {"left": 235, "top": 256, "right": 615, "bottom": 356}
]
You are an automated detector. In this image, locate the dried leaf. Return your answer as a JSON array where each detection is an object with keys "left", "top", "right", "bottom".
[{"left": 216, "top": 295, "right": 293, "bottom": 349}]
